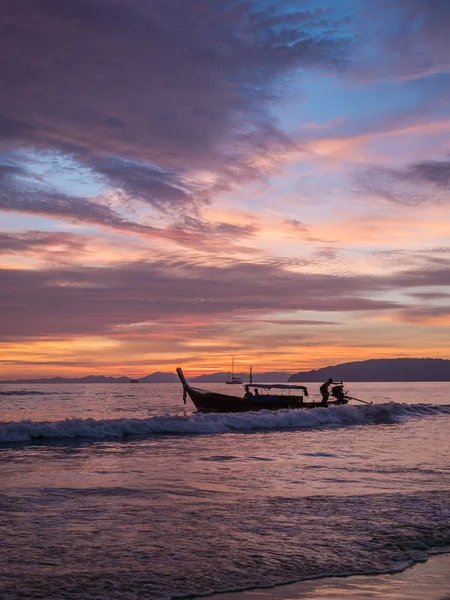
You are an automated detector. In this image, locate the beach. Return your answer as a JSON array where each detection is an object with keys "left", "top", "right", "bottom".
[{"left": 212, "top": 554, "right": 450, "bottom": 600}]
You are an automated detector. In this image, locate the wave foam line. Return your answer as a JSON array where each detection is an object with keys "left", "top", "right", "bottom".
[
  {"left": 1, "top": 403, "right": 449, "bottom": 443},
  {"left": 391, "top": 402, "right": 450, "bottom": 417}
]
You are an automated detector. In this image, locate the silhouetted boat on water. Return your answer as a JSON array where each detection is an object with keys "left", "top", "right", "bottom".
[
  {"left": 226, "top": 356, "right": 242, "bottom": 384},
  {"left": 176, "top": 368, "right": 350, "bottom": 413}
]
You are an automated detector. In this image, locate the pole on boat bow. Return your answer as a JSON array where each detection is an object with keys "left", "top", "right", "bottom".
[{"left": 176, "top": 367, "right": 189, "bottom": 405}]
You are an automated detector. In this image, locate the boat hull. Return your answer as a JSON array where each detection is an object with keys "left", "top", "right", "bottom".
[
  {"left": 176, "top": 369, "right": 348, "bottom": 413},
  {"left": 186, "top": 388, "right": 348, "bottom": 413},
  {"left": 186, "top": 387, "right": 347, "bottom": 413}
]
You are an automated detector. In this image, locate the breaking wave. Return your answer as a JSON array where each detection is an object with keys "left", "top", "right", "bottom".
[{"left": 1, "top": 402, "right": 449, "bottom": 444}]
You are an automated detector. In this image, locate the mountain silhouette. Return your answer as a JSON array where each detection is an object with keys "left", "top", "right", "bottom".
[
  {"left": 288, "top": 358, "right": 450, "bottom": 382},
  {"left": 3, "top": 359, "right": 449, "bottom": 384}
]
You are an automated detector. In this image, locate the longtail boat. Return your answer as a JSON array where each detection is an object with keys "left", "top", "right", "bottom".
[{"left": 176, "top": 368, "right": 350, "bottom": 413}]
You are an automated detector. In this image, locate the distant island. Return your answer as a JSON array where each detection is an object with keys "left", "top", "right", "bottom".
[
  {"left": 0, "top": 371, "right": 181, "bottom": 384},
  {"left": 288, "top": 358, "right": 450, "bottom": 382},
  {"left": 2, "top": 358, "right": 450, "bottom": 384},
  {"left": 0, "top": 370, "right": 291, "bottom": 384}
]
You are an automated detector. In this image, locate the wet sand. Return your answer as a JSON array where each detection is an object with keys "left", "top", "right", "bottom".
[{"left": 212, "top": 553, "right": 450, "bottom": 600}]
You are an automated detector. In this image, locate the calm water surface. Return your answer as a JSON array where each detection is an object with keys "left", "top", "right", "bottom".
[{"left": 0, "top": 382, "right": 449, "bottom": 599}]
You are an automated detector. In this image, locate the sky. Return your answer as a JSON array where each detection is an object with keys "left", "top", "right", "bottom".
[{"left": 1, "top": 0, "right": 450, "bottom": 378}]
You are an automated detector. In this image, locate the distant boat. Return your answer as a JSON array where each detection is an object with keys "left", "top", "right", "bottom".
[
  {"left": 129, "top": 379, "right": 140, "bottom": 383},
  {"left": 226, "top": 357, "right": 242, "bottom": 384}
]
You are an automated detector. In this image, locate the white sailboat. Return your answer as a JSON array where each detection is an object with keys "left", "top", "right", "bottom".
[{"left": 226, "top": 356, "right": 242, "bottom": 384}]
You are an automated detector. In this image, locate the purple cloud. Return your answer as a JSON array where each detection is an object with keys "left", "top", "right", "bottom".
[
  {"left": 404, "top": 159, "right": 450, "bottom": 190},
  {"left": 408, "top": 291, "right": 450, "bottom": 300},
  {"left": 0, "top": 0, "right": 356, "bottom": 235},
  {"left": 0, "top": 231, "right": 85, "bottom": 256},
  {"left": 0, "top": 258, "right": 403, "bottom": 340},
  {"left": 353, "top": 0, "right": 450, "bottom": 81},
  {"left": 0, "top": 156, "right": 261, "bottom": 251},
  {"left": 389, "top": 267, "right": 450, "bottom": 288},
  {"left": 1, "top": 0, "right": 351, "bottom": 165},
  {"left": 89, "top": 156, "right": 194, "bottom": 211},
  {"left": 0, "top": 159, "right": 157, "bottom": 231},
  {"left": 359, "top": 159, "right": 450, "bottom": 206}
]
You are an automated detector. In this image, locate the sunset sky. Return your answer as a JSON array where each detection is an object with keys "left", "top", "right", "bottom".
[{"left": 2, "top": 0, "right": 450, "bottom": 378}]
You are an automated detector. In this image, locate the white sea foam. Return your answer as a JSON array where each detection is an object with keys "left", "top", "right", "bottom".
[{"left": 1, "top": 402, "right": 449, "bottom": 443}]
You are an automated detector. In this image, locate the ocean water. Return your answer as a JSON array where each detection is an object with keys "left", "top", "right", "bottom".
[{"left": 0, "top": 381, "right": 449, "bottom": 599}]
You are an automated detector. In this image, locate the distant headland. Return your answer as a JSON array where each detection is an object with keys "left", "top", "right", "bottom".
[
  {"left": 1, "top": 358, "right": 450, "bottom": 384},
  {"left": 288, "top": 358, "right": 450, "bottom": 382}
]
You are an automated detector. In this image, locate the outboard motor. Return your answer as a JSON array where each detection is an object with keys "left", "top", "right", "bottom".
[{"left": 331, "top": 384, "right": 345, "bottom": 402}]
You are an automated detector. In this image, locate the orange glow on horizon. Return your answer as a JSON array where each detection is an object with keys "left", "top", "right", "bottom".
[{"left": 2, "top": 336, "right": 450, "bottom": 380}]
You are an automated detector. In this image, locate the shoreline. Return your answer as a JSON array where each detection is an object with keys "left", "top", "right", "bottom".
[{"left": 189, "top": 553, "right": 450, "bottom": 600}]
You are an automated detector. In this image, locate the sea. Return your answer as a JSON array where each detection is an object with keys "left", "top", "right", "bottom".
[{"left": 0, "top": 381, "right": 449, "bottom": 599}]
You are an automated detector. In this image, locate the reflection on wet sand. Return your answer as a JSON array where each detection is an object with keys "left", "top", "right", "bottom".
[{"left": 212, "top": 554, "right": 450, "bottom": 600}]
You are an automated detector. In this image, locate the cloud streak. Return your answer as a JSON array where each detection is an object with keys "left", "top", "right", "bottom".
[
  {"left": 360, "top": 159, "right": 450, "bottom": 206},
  {"left": 1, "top": 256, "right": 434, "bottom": 340},
  {"left": 0, "top": 155, "right": 262, "bottom": 252}
]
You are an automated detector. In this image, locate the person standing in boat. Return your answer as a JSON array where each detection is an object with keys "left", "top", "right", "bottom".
[
  {"left": 319, "top": 378, "right": 337, "bottom": 404},
  {"left": 244, "top": 386, "right": 253, "bottom": 400}
]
